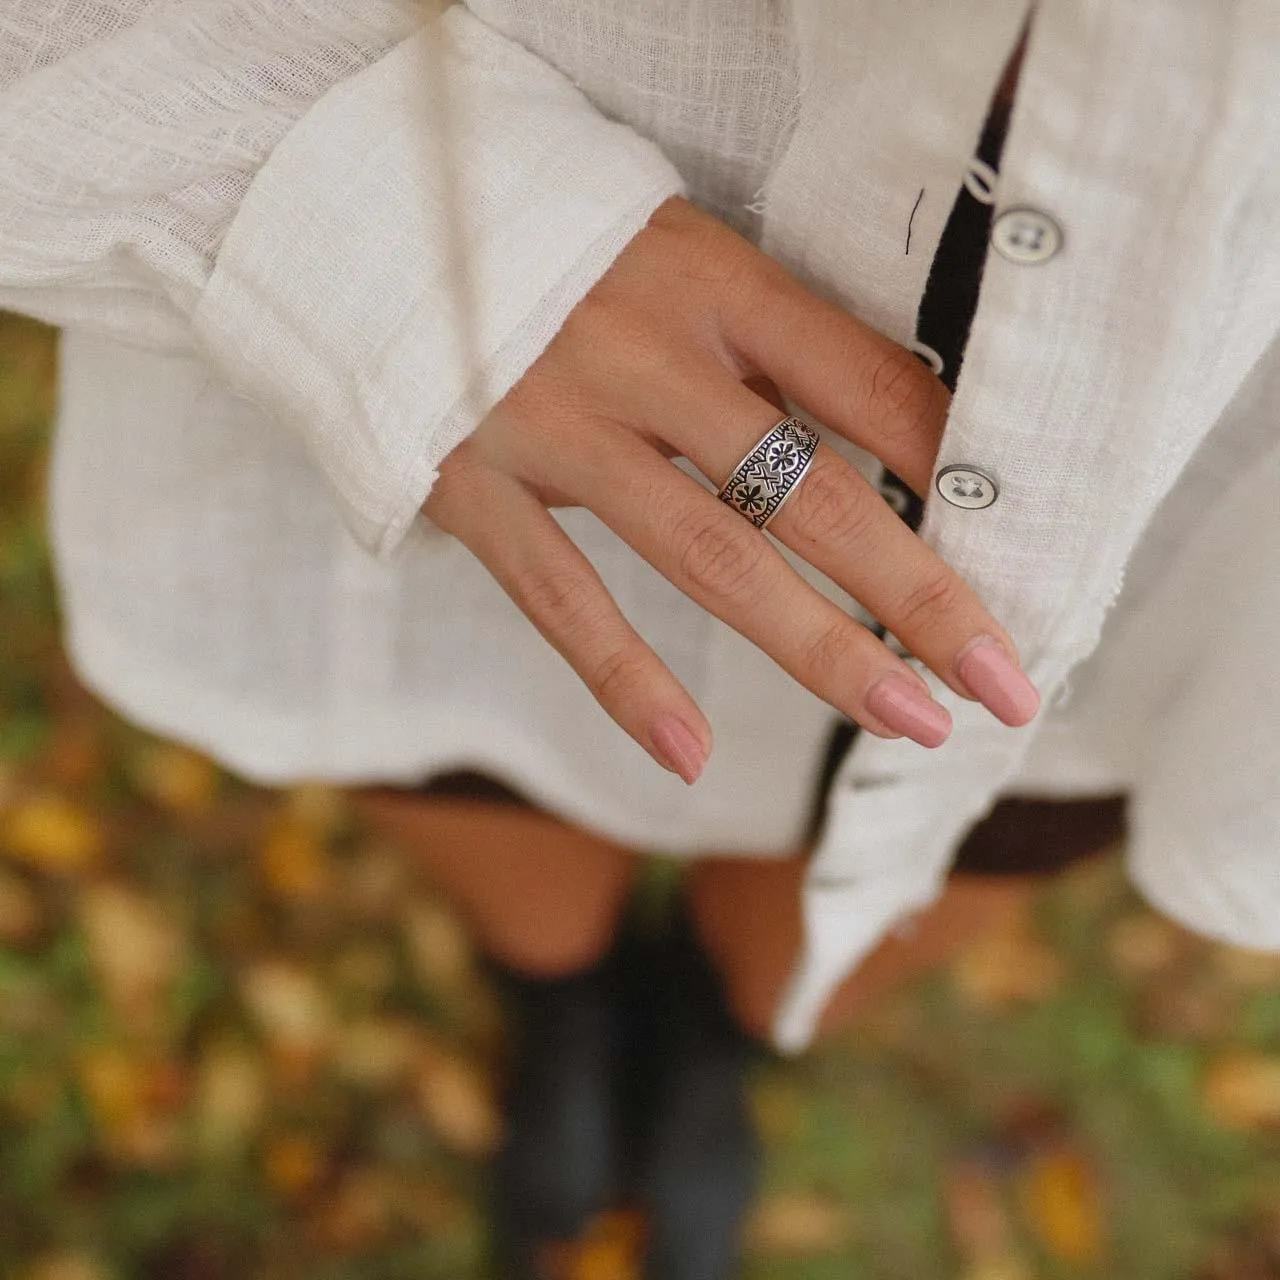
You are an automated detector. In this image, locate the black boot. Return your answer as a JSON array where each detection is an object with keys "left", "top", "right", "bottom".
[
  {"left": 623, "top": 895, "right": 763, "bottom": 1280},
  {"left": 489, "top": 942, "right": 628, "bottom": 1280}
]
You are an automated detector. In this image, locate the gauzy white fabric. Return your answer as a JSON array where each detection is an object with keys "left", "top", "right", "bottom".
[{"left": 2, "top": 0, "right": 1278, "bottom": 1051}]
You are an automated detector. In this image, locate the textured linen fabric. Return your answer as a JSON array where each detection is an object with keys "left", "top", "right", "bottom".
[{"left": 2, "top": 0, "right": 1278, "bottom": 1051}]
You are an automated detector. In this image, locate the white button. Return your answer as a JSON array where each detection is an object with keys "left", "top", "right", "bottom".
[
  {"left": 991, "top": 206, "right": 1062, "bottom": 264},
  {"left": 936, "top": 465, "right": 998, "bottom": 510}
]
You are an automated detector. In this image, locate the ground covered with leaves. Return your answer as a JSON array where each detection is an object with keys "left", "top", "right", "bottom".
[{"left": 2, "top": 312, "right": 1280, "bottom": 1280}]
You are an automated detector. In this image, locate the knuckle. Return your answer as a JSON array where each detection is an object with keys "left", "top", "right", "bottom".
[
  {"left": 516, "top": 568, "right": 603, "bottom": 636},
  {"left": 893, "top": 568, "right": 965, "bottom": 635},
  {"left": 588, "top": 642, "right": 652, "bottom": 707},
  {"left": 672, "top": 508, "right": 768, "bottom": 604},
  {"left": 783, "top": 453, "right": 877, "bottom": 549},
  {"left": 866, "top": 346, "right": 946, "bottom": 443},
  {"left": 801, "top": 619, "right": 862, "bottom": 689}
]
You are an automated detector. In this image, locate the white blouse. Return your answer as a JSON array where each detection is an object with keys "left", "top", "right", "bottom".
[{"left": 2, "top": 0, "right": 1278, "bottom": 1051}]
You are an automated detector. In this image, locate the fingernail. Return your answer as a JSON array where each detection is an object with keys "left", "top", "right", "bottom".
[
  {"left": 956, "top": 637, "right": 1041, "bottom": 726},
  {"left": 650, "top": 714, "right": 708, "bottom": 784},
  {"left": 865, "top": 674, "right": 952, "bottom": 748}
]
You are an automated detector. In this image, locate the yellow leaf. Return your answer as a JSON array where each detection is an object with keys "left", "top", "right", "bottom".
[
  {"left": 1018, "top": 1150, "right": 1104, "bottom": 1265},
  {"left": 1202, "top": 1053, "right": 1280, "bottom": 1132},
  {"left": 953, "top": 916, "right": 1065, "bottom": 1012},
  {"left": 1105, "top": 912, "right": 1190, "bottom": 981},
  {"left": 745, "top": 1191, "right": 854, "bottom": 1256},
  {"left": 402, "top": 896, "right": 475, "bottom": 996},
  {"left": 240, "top": 960, "right": 334, "bottom": 1057},
  {"left": 540, "top": 1211, "right": 647, "bottom": 1280},
  {"left": 334, "top": 1017, "right": 419, "bottom": 1089},
  {"left": 3, "top": 794, "right": 103, "bottom": 874},
  {"left": 130, "top": 744, "right": 218, "bottom": 815},
  {"left": 260, "top": 812, "right": 332, "bottom": 900},
  {"left": 78, "top": 1045, "right": 145, "bottom": 1133},
  {"left": 195, "top": 1040, "right": 267, "bottom": 1159},
  {"left": 285, "top": 784, "right": 348, "bottom": 838},
  {"left": 80, "top": 883, "right": 187, "bottom": 1026},
  {"left": 415, "top": 1039, "right": 502, "bottom": 1158}
]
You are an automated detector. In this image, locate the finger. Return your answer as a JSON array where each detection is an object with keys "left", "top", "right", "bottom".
[
  {"left": 426, "top": 462, "right": 713, "bottom": 783},
  {"left": 546, "top": 423, "right": 953, "bottom": 747},
  {"left": 632, "top": 366, "right": 1040, "bottom": 725},
  {"left": 719, "top": 256, "right": 950, "bottom": 496}
]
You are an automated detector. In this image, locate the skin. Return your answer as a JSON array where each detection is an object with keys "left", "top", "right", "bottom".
[
  {"left": 355, "top": 189, "right": 1044, "bottom": 1042},
  {"left": 422, "top": 194, "right": 1039, "bottom": 779}
]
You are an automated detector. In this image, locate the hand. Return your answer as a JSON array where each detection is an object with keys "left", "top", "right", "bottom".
[{"left": 423, "top": 196, "right": 1039, "bottom": 783}]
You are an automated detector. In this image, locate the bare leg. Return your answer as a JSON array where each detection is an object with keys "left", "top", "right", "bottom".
[
  {"left": 353, "top": 784, "right": 1032, "bottom": 1044},
  {"left": 351, "top": 787, "right": 639, "bottom": 977},
  {"left": 688, "top": 855, "right": 1035, "bottom": 1042}
]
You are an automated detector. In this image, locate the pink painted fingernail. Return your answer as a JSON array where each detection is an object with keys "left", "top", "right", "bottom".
[
  {"left": 650, "top": 714, "right": 708, "bottom": 784},
  {"left": 956, "top": 637, "right": 1041, "bottom": 726},
  {"left": 865, "top": 674, "right": 952, "bottom": 748}
]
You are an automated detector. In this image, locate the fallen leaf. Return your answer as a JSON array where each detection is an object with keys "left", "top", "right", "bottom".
[
  {"left": 1106, "top": 912, "right": 1191, "bottom": 981},
  {"left": 415, "top": 1038, "right": 502, "bottom": 1158},
  {"left": 2, "top": 793, "right": 103, "bottom": 874},
  {"left": 259, "top": 811, "right": 332, "bottom": 901},
  {"left": 285, "top": 784, "right": 348, "bottom": 839},
  {"left": 80, "top": 882, "right": 187, "bottom": 1027},
  {"left": 129, "top": 743, "right": 218, "bottom": 815},
  {"left": 344, "top": 843, "right": 409, "bottom": 921},
  {"left": 744, "top": 1191, "right": 854, "bottom": 1256},
  {"left": 194, "top": 1039, "right": 268, "bottom": 1159},
  {"left": 402, "top": 896, "right": 476, "bottom": 998},
  {"left": 240, "top": 960, "right": 334, "bottom": 1058},
  {"left": 1202, "top": 1053, "right": 1280, "bottom": 1132},
  {"left": 77, "top": 1044, "right": 184, "bottom": 1167},
  {"left": 1017, "top": 1149, "right": 1105, "bottom": 1265},
  {"left": 334, "top": 1016, "right": 419, "bottom": 1089},
  {"left": 539, "top": 1210, "right": 647, "bottom": 1280},
  {"left": 953, "top": 915, "right": 1065, "bottom": 1012}
]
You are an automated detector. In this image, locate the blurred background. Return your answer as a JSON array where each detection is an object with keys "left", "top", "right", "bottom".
[{"left": 1, "top": 308, "right": 1279, "bottom": 1280}]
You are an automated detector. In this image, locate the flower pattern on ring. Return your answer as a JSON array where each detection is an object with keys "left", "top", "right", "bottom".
[
  {"left": 730, "top": 476, "right": 773, "bottom": 516},
  {"left": 763, "top": 435, "right": 805, "bottom": 478}
]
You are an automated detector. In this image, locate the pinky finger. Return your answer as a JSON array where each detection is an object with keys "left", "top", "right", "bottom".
[{"left": 431, "top": 469, "right": 712, "bottom": 784}]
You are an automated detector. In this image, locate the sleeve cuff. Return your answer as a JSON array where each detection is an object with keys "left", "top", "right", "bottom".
[{"left": 194, "top": 6, "right": 686, "bottom": 556}]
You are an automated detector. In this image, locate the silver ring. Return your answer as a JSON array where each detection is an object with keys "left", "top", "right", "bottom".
[{"left": 716, "top": 415, "right": 819, "bottom": 530}]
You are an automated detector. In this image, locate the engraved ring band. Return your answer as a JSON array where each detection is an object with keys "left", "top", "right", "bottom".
[{"left": 716, "top": 415, "right": 820, "bottom": 530}]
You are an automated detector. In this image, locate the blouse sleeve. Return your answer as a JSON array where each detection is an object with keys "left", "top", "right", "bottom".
[{"left": 0, "top": 1, "right": 686, "bottom": 554}]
